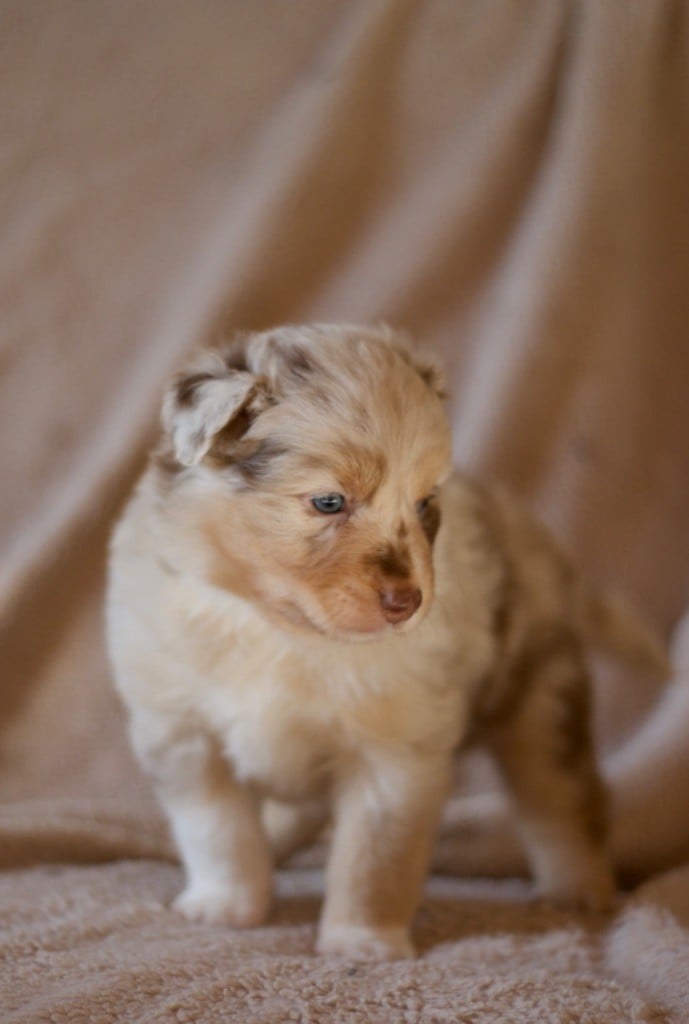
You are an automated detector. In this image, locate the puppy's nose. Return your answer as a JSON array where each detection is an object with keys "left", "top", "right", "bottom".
[{"left": 379, "top": 585, "right": 422, "bottom": 624}]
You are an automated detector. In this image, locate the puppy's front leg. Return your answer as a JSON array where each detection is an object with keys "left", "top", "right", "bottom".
[
  {"left": 318, "top": 752, "right": 450, "bottom": 960},
  {"left": 131, "top": 714, "right": 272, "bottom": 927}
]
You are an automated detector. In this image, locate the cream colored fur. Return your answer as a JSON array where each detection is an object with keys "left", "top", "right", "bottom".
[{"left": 106, "top": 324, "right": 650, "bottom": 959}]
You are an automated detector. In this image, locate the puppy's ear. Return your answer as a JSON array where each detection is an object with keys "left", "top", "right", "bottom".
[
  {"left": 162, "top": 351, "right": 272, "bottom": 467},
  {"left": 381, "top": 326, "right": 447, "bottom": 400},
  {"left": 411, "top": 356, "right": 447, "bottom": 400}
]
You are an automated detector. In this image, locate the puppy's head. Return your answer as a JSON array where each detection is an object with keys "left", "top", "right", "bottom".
[{"left": 158, "top": 324, "right": 452, "bottom": 641}]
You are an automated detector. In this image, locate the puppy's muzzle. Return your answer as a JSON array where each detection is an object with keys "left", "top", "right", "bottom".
[{"left": 379, "top": 584, "right": 422, "bottom": 624}]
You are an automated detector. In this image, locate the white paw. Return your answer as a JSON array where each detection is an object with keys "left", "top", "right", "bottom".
[
  {"left": 173, "top": 879, "right": 272, "bottom": 928},
  {"left": 316, "top": 923, "right": 414, "bottom": 961}
]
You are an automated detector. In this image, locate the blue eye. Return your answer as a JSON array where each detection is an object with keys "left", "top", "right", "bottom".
[{"left": 311, "top": 493, "right": 346, "bottom": 514}]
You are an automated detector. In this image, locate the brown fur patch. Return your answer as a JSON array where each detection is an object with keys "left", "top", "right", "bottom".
[
  {"left": 211, "top": 408, "right": 254, "bottom": 452},
  {"left": 175, "top": 371, "right": 215, "bottom": 407},
  {"left": 233, "top": 439, "right": 290, "bottom": 485},
  {"left": 219, "top": 336, "right": 251, "bottom": 373},
  {"left": 418, "top": 499, "right": 441, "bottom": 544},
  {"left": 474, "top": 625, "right": 581, "bottom": 729},
  {"left": 364, "top": 542, "right": 412, "bottom": 580}
]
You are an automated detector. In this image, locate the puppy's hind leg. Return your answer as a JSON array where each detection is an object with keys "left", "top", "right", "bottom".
[
  {"left": 487, "top": 629, "right": 615, "bottom": 911},
  {"left": 130, "top": 712, "right": 273, "bottom": 928},
  {"left": 262, "top": 798, "right": 329, "bottom": 865}
]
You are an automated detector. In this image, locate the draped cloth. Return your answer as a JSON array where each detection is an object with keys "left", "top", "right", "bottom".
[{"left": 2, "top": 2, "right": 688, "bottom": 1020}]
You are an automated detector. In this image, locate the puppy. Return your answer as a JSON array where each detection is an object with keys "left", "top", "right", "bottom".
[{"left": 106, "top": 323, "right": 665, "bottom": 960}]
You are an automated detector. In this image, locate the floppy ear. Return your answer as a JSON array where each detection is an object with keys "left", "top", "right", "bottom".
[
  {"left": 162, "top": 352, "right": 272, "bottom": 467},
  {"left": 381, "top": 326, "right": 447, "bottom": 400},
  {"left": 411, "top": 356, "right": 447, "bottom": 400}
]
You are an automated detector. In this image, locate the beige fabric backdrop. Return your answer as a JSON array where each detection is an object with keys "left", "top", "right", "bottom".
[{"left": 2, "top": 2, "right": 689, "bottom": 1021}]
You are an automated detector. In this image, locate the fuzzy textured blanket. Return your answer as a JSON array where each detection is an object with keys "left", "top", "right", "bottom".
[{"left": 2, "top": 2, "right": 689, "bottom": 1021}]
